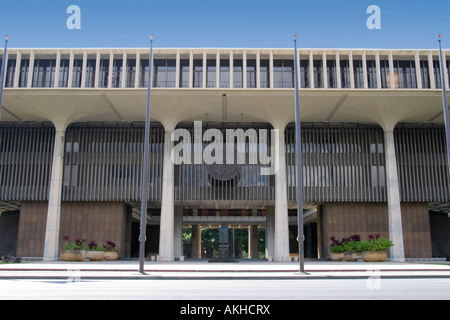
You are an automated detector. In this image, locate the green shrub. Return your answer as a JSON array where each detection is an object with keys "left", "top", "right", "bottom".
[{"left": 364, "top": 237, "right": 394, "bottom": 251}]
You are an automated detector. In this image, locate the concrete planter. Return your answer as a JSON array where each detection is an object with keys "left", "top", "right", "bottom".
[
  {"left": 60, "top": 250, "right": 87, "bottom": 262},
  {"left": 103, "top": 251, "right": 118, "bottom": 261},
  {"left": 361, "top": 250, "right": 388, "bottom": 262},
  {"left": 344, "top": 251, "right": 360, "bottom": 262},
  {"left": 87, "top": 250, "right": 105, "bottom": 261},
  {"left": 330, "top": 252, "right": 345, "bottom": 261}
]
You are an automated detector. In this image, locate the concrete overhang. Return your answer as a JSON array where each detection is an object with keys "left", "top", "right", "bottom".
[{"left": 1, "top": 88, "right": 448, "bottom": 130}]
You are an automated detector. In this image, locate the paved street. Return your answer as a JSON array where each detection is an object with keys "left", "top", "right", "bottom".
[{"left": 1, "top": 278, "right": 450, "bottom": 300}]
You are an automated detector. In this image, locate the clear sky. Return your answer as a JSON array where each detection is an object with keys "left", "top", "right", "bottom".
[{"left": 0, "top": 0, "right": 449, "bottom": 49}]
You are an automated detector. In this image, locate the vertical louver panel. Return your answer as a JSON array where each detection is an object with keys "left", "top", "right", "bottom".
[
  {"left": 0, "top": 124, "right": 55, "bottom": 201},
  {"left": 395, "top": 125, "right": 450, "bottom": 202},
  {"left": 62, "top": 124, "right": 164, "bottom": 202}
]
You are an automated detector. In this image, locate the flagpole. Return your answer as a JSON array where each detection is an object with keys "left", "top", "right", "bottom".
[
  {"left": 0, "top": 35, "right": 9, "bottom": 122},
  {"left": 437, "top": 35, "right": 450, "bottom": 185},
  {"left": 293, "top": 35, "right": 305, "bottom": 273},
  {"left": 139, "top": 35, "right": 154, "bottom": 274}
]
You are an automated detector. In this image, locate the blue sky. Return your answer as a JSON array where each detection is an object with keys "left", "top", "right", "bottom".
[{"left": 0, "top": 0, "right": 448, "bottom": 49}]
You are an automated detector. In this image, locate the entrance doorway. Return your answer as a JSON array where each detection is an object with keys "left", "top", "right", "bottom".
[{"left": 182, "top": 208, "right": 266, "bottom": 259}]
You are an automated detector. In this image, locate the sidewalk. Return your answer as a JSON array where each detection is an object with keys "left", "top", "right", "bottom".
[{"left": 1, "top": 259, "right": 450, "bottom": 280}]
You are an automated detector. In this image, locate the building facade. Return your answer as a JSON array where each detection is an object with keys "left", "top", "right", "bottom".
[{"left": 0, "top": 47, "right": 449, "bottom": 261}]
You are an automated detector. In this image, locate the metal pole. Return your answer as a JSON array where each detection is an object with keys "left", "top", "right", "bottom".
[
  {"left": 139, "top": 35, "right": 154, "bottom": 274},
  {"left": 437, "top": 35, "right": 450, "bottom": 185},
  {"left": 0, "top": 35, "right": 9, "bottom": 122},
  {"left": 293, "top": 35, "right": 305, "bottom": 273}
]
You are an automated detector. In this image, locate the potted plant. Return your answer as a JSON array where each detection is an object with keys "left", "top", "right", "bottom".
[
  {"left": 341, "top": 234, "right": 362, "bottom": 261},
  {"left": 103, "top": 240, "right": 119, "bottom": 261},
  {"left": 360, "top": 234, "right": 394, "bottom": 262},
  {"left": 329, "top": 236, "right": 345, "bottom": 261},
  {"left": 60, "top": 235, "right": 87, "bottom": 262},
  {"left": 86, "top": 240, "right": 105, "bottom": 261}
]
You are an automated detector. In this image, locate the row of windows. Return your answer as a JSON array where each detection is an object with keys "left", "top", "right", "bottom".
[{"left": 1, "top": 56, "right": 449, "bottom": 89}]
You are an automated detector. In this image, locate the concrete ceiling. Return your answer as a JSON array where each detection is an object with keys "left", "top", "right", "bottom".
[{"left": 1, "top": 88, "right": 448, "bottom": 131}]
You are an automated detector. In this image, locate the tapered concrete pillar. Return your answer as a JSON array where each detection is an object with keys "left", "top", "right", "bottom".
[
  {"left": 173, "top": 206, "right": 183, "bottom": 259},
  {"left": 191, "top": 225, "right": 202, "bottom": 259},
  {"left": 43, "top": 128, "right": 66, "bottom": 261},
  {"left": 274, "top": 128, "right": 290, "bottom": 261},
  {"left": 384, "top": 129, "right": 405, "bottom": 262},
  {"left": 159, "top": 130, "right": 175, "bottom": 261},
  {"left": 248, "top": 225, "right": 259, "bottom": 259},
  {"left": 265, "top": 207, "right": 275, "bottom": 260}
]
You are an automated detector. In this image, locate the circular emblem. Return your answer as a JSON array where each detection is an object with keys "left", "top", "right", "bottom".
[{"left": 205, "top": 144, "right": 242, "bottom": 181}]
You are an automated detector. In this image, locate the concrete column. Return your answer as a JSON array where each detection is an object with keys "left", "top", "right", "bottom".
[
  {"left": 375, "top": 51, "right": 382, "bottom": 89},
  {"left": 363, "top": 51, "right": 368, "bottom": 89},
  {"left": 43, "top": 127, "right": 66, "bottom": 261},
  {"left": 108, "top": 51, "right": 113, "bottom": 88},
  {"left": 27, "top": 50, "right": 34, "bottom": 88},
  {"left": 81, "top": 50, "right": 87, "bottom": 88},
  {"left": 322, "top": 51, "right": 328, "bottom": 89},
  {"left": 135, "top": 51, "right": 140, "bottom": 89},
  {"left": 349, "top": 51, "right": 355, "bottom": 89},
  {"left": 54, "top": 50, "right": 61, "bottom": 88},
  {"left": 273, "top": 128, "right": 290, "bottom": 261},
  {"left": 256, "top": 50, "right": 261, "bottom": 89},
  {"left": 175, "top": 50, "right": 180, "bottom": 89},
  {"left": 269, "top": 50, "right": 274, "bottom": 89},
  {"left": 384, "top": 128, "right": 406, "bottom": 262},
  {"left": 95, "top": 50, "right": 100, "bottom": 89},
  {"left": 248, "top": 225, "right": 259, "bottom": 259},
  {"left": 309, "top": 51, "right": 314, "bottom": 89},
  {"left": 428, "top": 51, "right": 436, "bottom": 89},
  {"left": 389, "top": 51, "right": 395, "bottom": 89},
  {"left": 202, "top": 51, "right": 207, "bottom": 89},
  {"left": 159, "top": 129, "right": 175, "bottom": 261},
  {"left": 67, "top": 50, "right": 74, "bottom": 88},
  {"left": 189, "top": 50, "right": 193, "bottom": 88},
  {"left": 173, "top": 206, "right": 183, "bottom": 259},
  {"left": 415, "top": 51, "right": 423, "bottom": 89},
  {"left": 191, "top": 225, "right": 202, "bottom": 259},
  {"left": 265, "top": 206, "right": 275, "bottom": 260},
  {"left": 336, "top": 51, "right": 341, "bottom": 89}
]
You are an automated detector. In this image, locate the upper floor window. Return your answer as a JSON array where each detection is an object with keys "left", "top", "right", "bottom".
[
  {"left": 59, "top": 59, "right": 69, "bottom": 87},
  {"left": 353, "top": 60, "right": 364, "bottom": 88},
  {"left": 340, "top": 60, "right": 351, "bottom": 88},
  {"left": 233, "top": 59, "right": 243, "bottom": 88},
  {"left": 219, "top": 59, "right": 230, "bottom": 88},
  {"left": 179, "top": 59, "right": 189, "bottom": 88},
  {"left": 193, "top": 59, "right": 203, "bottom": 88},
  {"left": 206, "top": 59, "right": 216, "bottom": 88},
  {"left": 273, "top": 59, "right": 294, "bottom": 88},
  {"left": 153, "top": 59, "right": 176, "bottom": 88},
  {"left": 260, "top": 60, "right": 270, "bottom": 88},
  {"left": 72, "top": 59, "right": 83, "bottom": 88},
  {"left": 85, "top": 59, "right": 96, "bottom": 88},
  {"left": 300, "top": 60, "right": 309, "bottom": 88},
  {"left": 5, "top": 59, "right": 16, "bottom": 88},
  {"left": 367, "top": 60, "right": 377, "bottom": 89},
  {"left": 313, "top": 60, "right": 323, "bottom": 88},
  {"left": 420, "top": 60, "right": 430, "bottom": 89},
  {"left": 98, "top": 58, "right": 109, "bottom": 88},
  {"left": 33, "top": 59, "right": 56, "bottom": 88},
  {"left": 327, "top": 60, "right": 337, "bottom": 88},
  {"left": 125, "top": 59, "right": 136, "bottom": 88},
  {"left": 394, "top": 60, "right": 417, "bottom": 89},
  {"left": 247, "top": 59, "right": 256, "bottom": 88}
]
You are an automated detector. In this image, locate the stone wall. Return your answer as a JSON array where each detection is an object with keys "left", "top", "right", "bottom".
[
  {"left": 318, "top": 202, "right": 432, "bottom": 259},
  {"left": 16, "top": 201, "right": 129, "bottom": 258}
]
